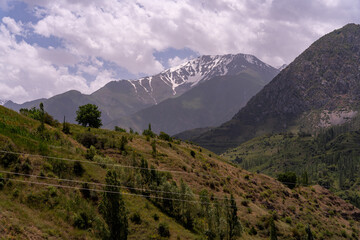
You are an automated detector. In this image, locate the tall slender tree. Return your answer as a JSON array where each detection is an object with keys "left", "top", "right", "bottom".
[
  {"left": 100, "top": 170, "right": 128, "bottom": 239},
  {"left": 226, "top": 194, "right": 241, "bottom": 240}
]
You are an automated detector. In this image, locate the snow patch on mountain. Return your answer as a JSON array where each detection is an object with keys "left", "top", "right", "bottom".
[
  {"left": 278, "top": 64, "right": 288, "bottom": 71},
  {"left": 0, "top": 99, "right": 8, "bottom": 106},
  {"left": 125, "top": 53, "right": 278, "bottom": 104}
]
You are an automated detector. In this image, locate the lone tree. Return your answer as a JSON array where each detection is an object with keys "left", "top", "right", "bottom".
[{"left": 76, "top": 104, "right": 102, "bottom": 128}]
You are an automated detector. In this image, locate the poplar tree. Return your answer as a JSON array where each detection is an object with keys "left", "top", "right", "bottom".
[{"left": 100, "top": 170, "right": 128, "bottom": 239}]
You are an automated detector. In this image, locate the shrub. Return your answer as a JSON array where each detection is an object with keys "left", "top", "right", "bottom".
[
  {"left": 21, "top": 158, "right": 32, "bottom": 174},
  {"left": 73, "top": 211, "right": 92, "bottom": 230},
  {"left": 0, "top": 173, "right": 4, "bottom": 190},
  {"left": 119, "top": 136, "right": 128, "bottom": 153},
  {"left": 62, "top": 121, "right": 70, "bottom": 134},
  {"left": 114, "top": 126, "right": 126, "bottom": 132},
  {"left": 249, "top": 226, "right": 257, "bottom": 235},
  {"left": 77, "top": 132, "right": 98, "bottom": 148},
  {"left": 277, "top": 172, "right": 297, "bottom": 189},
  {"left": 80, "top": 183, "right": 91, "bottom": 199},
  {"left": 153, "top": 213, "right": 159, "bottom": 221},
  {"left": 73, "top": 161, "right": 85, "bottom": 176},
  {"left": 241, "top": 200, "right": 249, "bottom": 207},
  {"left": 159, "top": 132, "right": 172, "bottom": 141},
  {"left": 86, "top": 146, "right": 97, "bottom": 160},
  {"left": 143, "top": 124, "right": 156, "bottom": 138},
  {"left": 0, "top": 147, "right": 19, "bottom": 168},
  {"left": 158, "top": 222, "right": 170, "bottom": 237},
  {"left": 190, "top": 150, "right": 195, "bottom": 158},
  {"left": 130, "top": 212, "right": 142, "bottom": 224}
]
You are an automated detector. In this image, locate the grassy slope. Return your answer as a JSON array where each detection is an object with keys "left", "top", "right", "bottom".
[
  {"left": 0, "top": 106, "right": 360, "bottom": 239},
  {"left": 222, "top": 130, "right": 360, "bottom": 208}
]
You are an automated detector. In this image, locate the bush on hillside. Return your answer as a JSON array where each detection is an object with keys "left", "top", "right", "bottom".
[
  {"left": 277, "top": 172, "right": 297, "bottom": 189},
  {"left": 158, "top": 222, "right": 170, "bottom": 237},
  {"left": 77, "top": 132, "right": 98, "bottom": 148}
]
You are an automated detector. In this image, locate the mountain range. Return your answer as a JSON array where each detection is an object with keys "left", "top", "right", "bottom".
[
  {"left": 106, "top": 70, "right": 278, "bottom": 135},
  {"left": 177, "top": 23, "right": 360, "bottom": 153},
  {"left": 5, "top": 53, "right": 278, "bottom": 132}
]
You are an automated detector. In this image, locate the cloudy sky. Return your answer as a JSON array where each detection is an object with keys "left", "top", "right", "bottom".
[{"left": 0, "top": 0, "right": 359, "bottom": 103}]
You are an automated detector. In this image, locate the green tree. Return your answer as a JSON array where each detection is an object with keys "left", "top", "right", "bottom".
[
  {"left": 306, "top": 225, "right": 314, "bottom": 240},
  {"left": 100, "top": 170, "right": 128, "bottom": 239},
  {"left": 119, "top": 136, "right": 128, "bottom": 154},
  {"left": 269, "top": 216, "right": 277, "bottom": 240},
  {"left": 151, "top": 140, "right": 157, "bottom": 158},
  {"left": 76, "top": 104, "right": 102, "bottom": 128},
  {"left": 62, "top": 116, "right": 70, "bottom": 134},
  {"left": 142, "top": 123, "right": 155, "bottom": 138},
  {"left": 301, "top": 171, "right": 309, "bottom": 186},
  {"left": 37, "top": 102, "right": 45, "bottom": 133},
  {"left": 159, "top": 131, "right": 172, "bottom": 141},
  {"left": 277, "top": 172, "right": 297, "bottom": 189},
  {"left": 226, "top": 194, "right": 241, "bottom": 240}
]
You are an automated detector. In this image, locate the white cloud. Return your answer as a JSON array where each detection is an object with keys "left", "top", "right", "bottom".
[
  {"left": 27, "top": 0, "right": 359, "bottom": 69},
  {"left": 2, "top": 17, "right": 22, "bottom": 34},
  {"left": 0, "top": 19, "right": 115, "bottom": 103},
  {"left": 168, "top": 56, "right": 189, "bottom": 68},
  {"left": 0, "top": 0, "right": 359, "bottom": 102}
]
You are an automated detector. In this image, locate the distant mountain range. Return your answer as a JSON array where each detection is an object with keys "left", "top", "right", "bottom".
[
  {"left": 5, "top": 53, "right": 278, "bottom": 130},
  {"left": 177, "top": 23, "right": 360, "bottom": 153},
  {"left": 106, "top": 71, "right": 278, "bottom": 135}
]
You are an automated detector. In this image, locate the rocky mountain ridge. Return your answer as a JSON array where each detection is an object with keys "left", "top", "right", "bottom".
[
  {"left": 178, "top": 23, "right": 360, "bottom": 153},
  {"left": 5, "top": 53, "right": 278, "bottom": 126}
]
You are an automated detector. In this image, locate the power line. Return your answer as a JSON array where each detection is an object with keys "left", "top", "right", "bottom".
[
  {"left": 0, "top": 170, "right": 233, "bottom": 201},
  {"left": 0, "top": 151, "right": 309, "bottom": 188},
  {"left": 0, "top": 177, "right": 241, "bottom": 207},
  {"left": 0, "top": 150, "right": 220, "bottom": 177}
]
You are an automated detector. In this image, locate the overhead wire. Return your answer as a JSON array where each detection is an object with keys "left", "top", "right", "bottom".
[
  {"left": 0, "top": 177, "right": 242, "bottom": 208},
  {"left": 0, "top": 150, "right": 216, "bottom": 176},
  {"left": 0, "top": 150, "right": 309, "bottom": 191},
  {"left": 0, "top": 170, "right": 233, "bottom": 201}
]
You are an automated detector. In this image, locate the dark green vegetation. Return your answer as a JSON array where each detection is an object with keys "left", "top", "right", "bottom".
[
  {"left": 107, "top": 72, "right": 277, "bottom": 135},
  {"left": 223, "top": 119, "right": 360, "bottom": 209},
  {"left": 76, "top": 104, "right": 102, "bottom": 128},
  {"left": 1, "top": 106, "right": 360, "bottom": 239},
  {"left": 179, "top": 23, "right": 360, "bottom": 154}
]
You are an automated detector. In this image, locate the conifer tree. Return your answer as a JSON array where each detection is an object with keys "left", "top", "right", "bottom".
[
  {"left": 226, "top": 194, "right": 241, "bottom": 240},
  {"left": 306, "top": 225, "right": 314, "bottom": 240},
  {"left": 100, "top": 170, "right": 128, "bottom": 239},
  {"left": 270, "top": 216, "right": 277, "bottom": 240}
]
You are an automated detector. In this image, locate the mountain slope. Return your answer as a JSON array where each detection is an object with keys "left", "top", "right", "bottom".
[
  {"left": 5, "top": 53, "right": 278, "bottom": 126},
  {"left": 222, "top": 122, "right": 360, "bottom": 209},
  {"left": 182, "top": 23, "right": 360, "bottom": 153},
  {"left": 106, "top": 72, "right": 277, "bottom": 135},
  {"left": 1, "top": 105, "right": 360, "bottom": 239}
]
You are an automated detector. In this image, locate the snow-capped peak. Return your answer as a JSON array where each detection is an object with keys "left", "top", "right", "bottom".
[
  {"left": 126, "top": 53, "right": 278, "bottom": 105},
  {"left": 0, "top": 99, "right": 8, "bottom": 106}
]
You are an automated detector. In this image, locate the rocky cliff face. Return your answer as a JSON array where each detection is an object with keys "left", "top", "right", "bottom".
[{"left": 185, "top": 23, "right": 360, "bottom": 153}]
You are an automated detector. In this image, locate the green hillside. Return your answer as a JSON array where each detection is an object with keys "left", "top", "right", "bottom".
[
  {"left": 1, "top": 105, "right": 360, "bottom": 239},
  {"left": 222, "top": 119, "right": 360, "bottom": 209}
]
